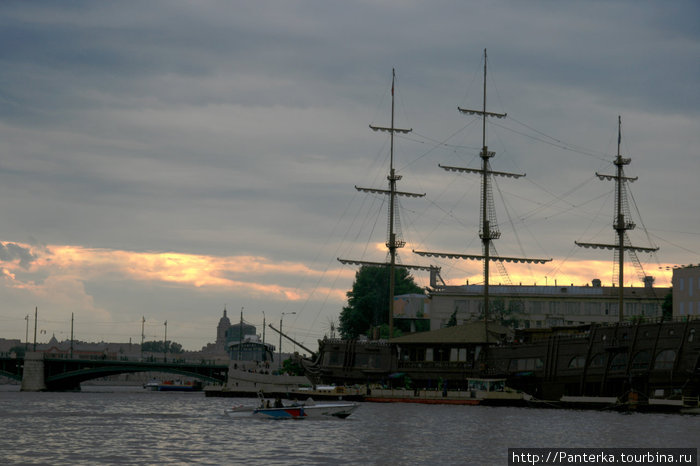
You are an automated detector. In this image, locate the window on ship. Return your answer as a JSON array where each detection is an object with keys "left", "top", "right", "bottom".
[
  {"left": 588, "top": 353, "right": 606, "bottom": 368},
  {"left": 508, "top": 358, "right": 544, "bottom": 371},
  {"left": 323, "top": 351, "right": 343, "bottom": 367},
  {"left": 609, "top": 353, "right": 627, "bottom": 372},
  {"left": 654, "top": 350, "right": 676, "bottom": 370},
  {"left": 631, "top": 351, "right": 650, "bottom": 371},
  {"left": 567, "top": 356, "right": 586, "bottom": 369}
]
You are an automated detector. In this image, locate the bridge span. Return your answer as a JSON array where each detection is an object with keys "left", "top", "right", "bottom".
[{"left": 1, "top": 352, "right": 228, "bottom": 391}]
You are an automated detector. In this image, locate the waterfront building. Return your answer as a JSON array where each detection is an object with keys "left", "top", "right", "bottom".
[
  {"left": 404, "top": 277, "right": 669, "bottom": 330},
  {"left": 673, "top": 265, "right": 700, "bottom": 318},
  {"left": 26, "top": 336, "right": 143, "bottom": 360},
  {"left": 0, "top": 338, "right": 22, "bottom": 354},
  {"left": 225, "top": 320, "right": 256, "bottom": 346}
]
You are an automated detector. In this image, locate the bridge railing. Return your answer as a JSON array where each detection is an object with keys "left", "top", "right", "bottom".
[{"left": 40, "top": 353, "right": 229, "bottom": 365}]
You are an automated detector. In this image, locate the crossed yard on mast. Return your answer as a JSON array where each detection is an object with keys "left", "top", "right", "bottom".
[
  {"left": 413, "top": 49, "right": 551, "bottom": 339},
  {"left": 575, "top": 116, "right": 658, "bottom": 322},
  {"left": 338, "top": 68, "right": 438, "bottom": 339}
]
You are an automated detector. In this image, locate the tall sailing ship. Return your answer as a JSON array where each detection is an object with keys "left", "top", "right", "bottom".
[
  {"left": 301, "top": 52, "right": 700, "bottom": 411},
  {"left": 486, "top": 117, "right": 699, "bottom": 410},
  {"left": 303, "top": 68, "right": 438, "bottom": 385}
]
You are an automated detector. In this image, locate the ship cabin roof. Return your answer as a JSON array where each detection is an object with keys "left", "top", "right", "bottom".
[{"left": 390, "top": 321, "right": 512, "bottom": 345}]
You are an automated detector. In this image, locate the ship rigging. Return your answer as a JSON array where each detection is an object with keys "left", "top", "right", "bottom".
[
  {"left": 413, "top": 49, "right": 551, "bottom": 332},
  {"left": 575, "top": 116, "right": 659, "bottom": 322},
  {"left": 337, "top": 69, "right": 438, "bottom": 338}
]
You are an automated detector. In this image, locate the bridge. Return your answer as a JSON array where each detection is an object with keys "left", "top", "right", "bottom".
[{"left": 0, "top": 352, "right": 228, "bottom": 391}]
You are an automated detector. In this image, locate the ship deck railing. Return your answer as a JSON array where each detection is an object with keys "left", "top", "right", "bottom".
[{"left": 521, "top": 316, "right": 698, "bottom": 344}]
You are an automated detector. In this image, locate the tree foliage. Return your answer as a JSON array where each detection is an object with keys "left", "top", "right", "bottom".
[
  {"left": 9, "top": 345, "right": 26, "bottom": 358},
  {"left": 142, "top": 340, "right": 184, "bottom": 354},
  {"left": 477, "top": 298, "right": 521, "bottom": 328},
  {"left": 281, "top": 357, "right": 305, "bottom": 376},
  {"left": 338, "top": 265, "right": 424, "bottom": 339},
  {"left": 446, "top": 308, "right": 458, "bottom": 327},
  {"left": 662, "top": 291, "right": 673, "bottom": 320}
]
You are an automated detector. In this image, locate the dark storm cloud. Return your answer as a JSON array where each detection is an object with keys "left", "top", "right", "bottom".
[
  {"left": 0, "top": 0, "right": 698, "bottom": 347},
  {"left": 0, "top": 242, "right": 36, "bottom": 268}
]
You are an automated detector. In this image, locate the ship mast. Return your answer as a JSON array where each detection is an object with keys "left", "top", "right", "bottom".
[
  {"left": 575, "top": 116, "right": 658, "bottom": 322},
  {"left": 338, "top": 69, "right": 437, "bottom": 339},
  {"left": 414, "top": 49, "right": 550, "bottom": 337}
]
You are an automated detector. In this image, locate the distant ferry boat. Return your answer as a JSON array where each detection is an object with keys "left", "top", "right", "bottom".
[
  {"left": 204, "top": 331, "right": 312, "bottom": 398},
  {"left": 145, "top": 379, "right": 202, "bottom": 392}
]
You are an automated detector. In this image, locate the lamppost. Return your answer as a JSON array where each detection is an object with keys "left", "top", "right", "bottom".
[
  {"left": 279, "top": 312, "right": 295, "bottom": 371},
  {"left": 163, "top": 320, "right": 168, "bottom": 363},
  {"left": 24, "top": 315, "right": 29, "bottom": 351},
  {"left": 70, "top": 312, "right": 74, "bottom": 359},
  {"left": 33, "top": 307, "right": 38, "bottom": 352},
  {"left": 141, "top": 317, "right": 145, "bottom": 361}
]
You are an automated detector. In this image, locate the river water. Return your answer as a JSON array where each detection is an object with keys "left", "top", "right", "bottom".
[{"left": 0, "top": 385, "right": 697, "bottom": 465}]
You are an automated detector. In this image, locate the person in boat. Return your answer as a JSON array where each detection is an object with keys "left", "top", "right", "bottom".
[{"left": 274, "top": 397, "right": 283, "bottom": 408}]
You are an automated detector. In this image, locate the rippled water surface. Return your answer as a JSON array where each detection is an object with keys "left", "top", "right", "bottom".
[{"left": 0, "top": 386, "right": 697, "bottom": 465}]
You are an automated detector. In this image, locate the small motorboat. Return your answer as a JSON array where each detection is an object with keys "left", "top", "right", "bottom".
[
  {"left": 144, "top": 379, "right": 203, "bottom": 392},
  {"left": 224, "top": 397, "right": 358, "bottom": 420}
]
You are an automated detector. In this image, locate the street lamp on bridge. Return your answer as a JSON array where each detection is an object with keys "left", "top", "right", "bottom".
[
  {"left": 278, "top": 312, "right": 295, "bottom": 371},
  {"left": 163, "top": 320, "right": 168, "bottom": 363}
]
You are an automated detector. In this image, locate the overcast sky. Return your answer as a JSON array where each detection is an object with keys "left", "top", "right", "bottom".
[{"left": 1, "top": 1, "right": 698, "bottom": 351}]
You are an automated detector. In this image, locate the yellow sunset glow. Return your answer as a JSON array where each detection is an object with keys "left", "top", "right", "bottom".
[
  {"left": 441, "top": 260, "right": 673, "bottom": 288},
  {"left": 5, "top": 243, "right": 351, "bottom": 302},
  {"left": 0, "top": 241, "right": 674, "bottom": 309}
]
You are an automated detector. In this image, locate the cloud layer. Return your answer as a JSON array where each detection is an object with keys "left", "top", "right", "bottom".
[{"left": 0, "top": 1, "right": 697, "bottom": 349}]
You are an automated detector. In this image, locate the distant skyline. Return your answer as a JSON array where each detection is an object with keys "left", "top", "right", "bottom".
[{"left": 1, "top": 1, "right": 698, "bottom": 350}]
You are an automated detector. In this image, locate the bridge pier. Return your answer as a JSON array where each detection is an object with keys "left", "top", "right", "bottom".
[{"left": 21, "top": 352, "right": 47, "bottom": 392}]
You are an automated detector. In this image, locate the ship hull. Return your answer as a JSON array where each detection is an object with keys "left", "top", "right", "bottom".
[
  {"left": 204, "top": 363, "right": 311, "bottom": 398},
  {"left": 303, "top": 320, "right": 700, "bottom": 411}
]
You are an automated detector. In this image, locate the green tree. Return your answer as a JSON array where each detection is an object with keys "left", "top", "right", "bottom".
[
  {"left": 281, "top": 357, "right": 305, "bottom": 376},
  {"left": 373, "top": 323, "right": 403, "bottom": 339},
  {"left": 141, "top": 340, "right": 184, "bottom": 354},
  {"left": 9, "top": 345, "right": 26, "bottom": 358},
  {"left": 446, "top": 308, "right": 458, "bottom": 327},
  {"left": 338, "top": 265, "right": 424, "bottom": 339},
  {"left": 478, "top": 298, "right": 521, "bottom": 328},
  {"left": 662, "top": 290, "right": 673, "bottom": 320}
]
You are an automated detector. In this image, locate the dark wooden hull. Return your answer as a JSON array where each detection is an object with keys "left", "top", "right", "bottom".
[
  {"left": 489, "top": 320, "right": 700, "bottom": 403},
  {"left": 303, "top": 320, "right": 700, "bottom": 409}
]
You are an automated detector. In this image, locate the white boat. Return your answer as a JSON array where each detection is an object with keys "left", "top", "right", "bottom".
[
  {"left": 365, "top": 378, "right": 528, "bottom": 406},
  {"left": 224, "top": 398, "right": 358, "bottom": 420},
  {"left": 143, "top": 379, "right": 160, "bottom": 390},
  {"left": 203, "top": 325, "right": 314, "bottom": 398},
  {"left": 144, "top": 379, "right": 203, "bottom": 391},
  {"left": 205, "top": 364, "right": 312, "bottom": 398}
]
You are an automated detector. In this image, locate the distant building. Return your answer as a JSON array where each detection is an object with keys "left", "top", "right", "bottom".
[
  {"left": 225, "top": 320, "right": 256, "bottom": 345},
  {"left": 424, "top": 278, "right": 669, "bottom": 329},
  {"left": 673, "top": 265, "right": 700, "bottom": 318},
  {"left": 216, "top": 309, "right": 232, "bottom": 348},
  {"left": 200, "top": 308, "right": 272, "bottom": 361},
  {"left": 200, "top": 308, "right": 233, "bottom": 356},
  {"left": 30, "top": 335, "right": 142, "bottom": 360},
  {"left": 0, "top": 338, "right": 22, "bottom": 354}
]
